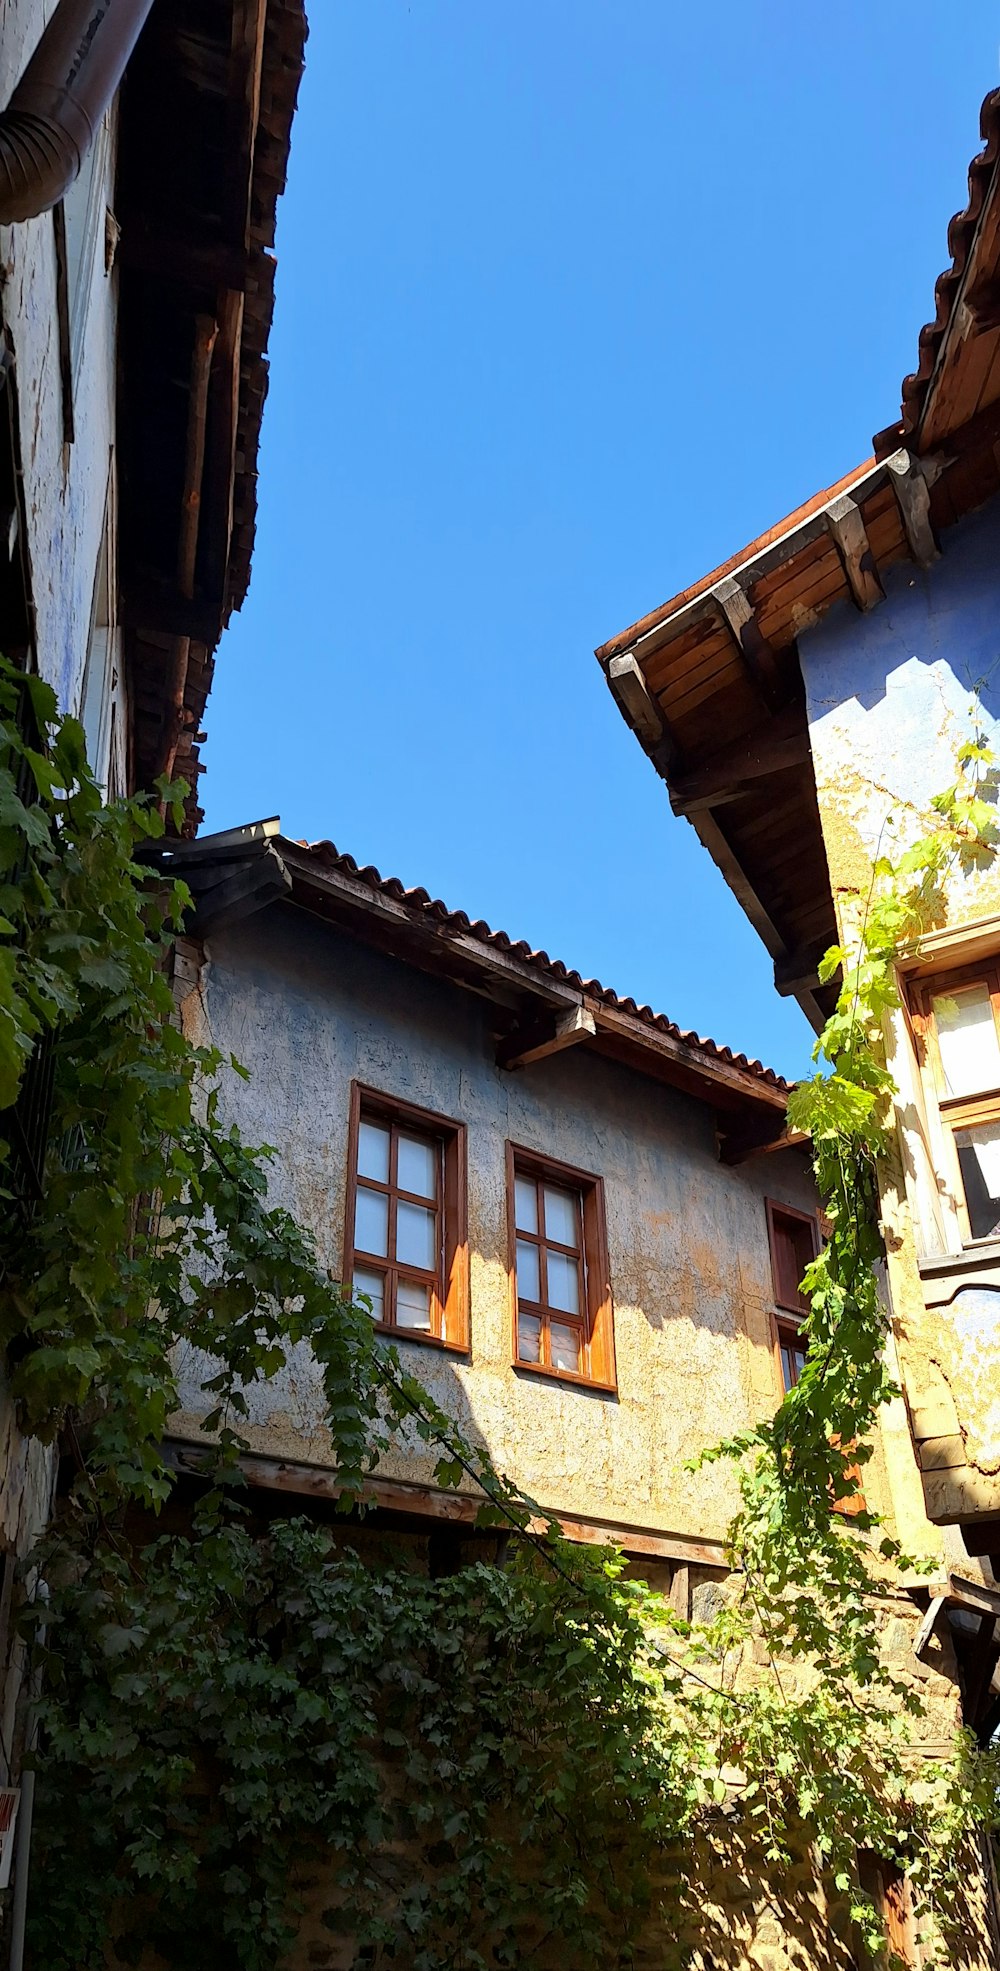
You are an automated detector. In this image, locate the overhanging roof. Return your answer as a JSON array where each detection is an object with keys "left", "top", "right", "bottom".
[
  {"left": 147, "top": 822, "right": 803, "bottom": 1164},
  {"left": 116, "top": 0, "right": 306, "bottom": 831},
  {"left": 598, "top": 85, "right": 1000, "bottom": 1029}
]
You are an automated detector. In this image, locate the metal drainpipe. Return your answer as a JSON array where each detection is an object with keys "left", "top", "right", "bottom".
[{"left": 0, "top": 0, "right": 156, "bottom": 225}]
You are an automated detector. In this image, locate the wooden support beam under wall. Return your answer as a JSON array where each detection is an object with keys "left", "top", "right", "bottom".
[
  {"left": 497, "top": 1004, "right": 597, "bottom": 1072},
  {"left": 824, "top": 494, "right": 885, "bottom": 611},
  {"left": 712, "top": 576, "right": 786, "bottom": 711}
]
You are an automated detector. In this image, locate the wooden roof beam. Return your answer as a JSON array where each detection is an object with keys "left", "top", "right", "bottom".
[
  {"left": 669, "top": 704, "right": 810, "bottom": 817},
  {"left": 773, "top": 938, "right": 839, "bottom": 999},
  {"left": 606, "top": 653, "right": 676, "bottom": 774},
  {"left": 711, "top": 576, "right": 785, "bottom": 711},
  {"left": 497, "top": 1004, "right": 597, "bottom": 1072},
  {"left": 885, "top": 449, "right": 939, "bottom": 568},
  {"left": 824, "top": 494, "right": 885, "bottom": 611}
]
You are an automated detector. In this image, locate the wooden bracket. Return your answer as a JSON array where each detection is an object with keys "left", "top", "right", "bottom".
[
  {"left": 607, "top": 653, "right": 676, "bottom": 773},
  {"left": 712, "top": 576, "right": 785, "bottom": 711},
  {"left": 717, "top": 1118, "right": 806, "bottom": 1166},
  {"left": 824, "top": 494, "right": 885, "bottom": 611},
  {"left": 884, "top": 449, "right": 939, "bottom": 568},
  {"left": 496, "top": 1004, "right": 597, "bottom": 1073},
  {"left": 912, "top": 1593, "right": 948, "bottom": 1662}
]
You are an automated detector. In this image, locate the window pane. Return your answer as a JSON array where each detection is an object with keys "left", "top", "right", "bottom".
[
  {"left": 355, "top": 1186, "right": 389, "bottom": 1257},
  {"left": 933, "top": 983, "right": 1000, "bottom": 1097},
  {"left": 516, "top": 1238, "right": 540, "bottom": 1303},
  {"left": 397, "top": 1199, "right": 437, "bottom": 1271},
  {"left": 514, "top": 1175, "right": 538, "bottom": 1234},
  {"left": 770, "top": 1208, "right": 815, "bottom": 1313},
  {"left": 780, "top": 1345, "right": 795, "bottom": 1392},
  {"left": 517, "top": 1312, "right": 541, "bottom": 1362},
  {"left": 353, "top": 1268, "right": 385, "bottom": 1323},
  {"left": 955, "top": 1122, "right": 1000, "bottom": 1242},
  {"left": 398, "top": 1132, "right": 437, "bottom": 1199},
  {"left": 396, "top": 1277, "right": 432, "bottom": 1329},
  {"left": 546, "top": 1247, "right": 580, "bottom": 1315},
  {"left": 358, "top": 1119, "right": 390, "bottom": 1184},
  {"left": 550, "top": 1322, "right": 581, "bottom": 1373},
  {"left": 543, "top": 1185, "right": 578, "bottom": 1247}
]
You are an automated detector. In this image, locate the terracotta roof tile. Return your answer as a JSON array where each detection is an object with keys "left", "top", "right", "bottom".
[
  {"left": 896, "top": 86, "right": 1000, "bottom": 442},
  {"left": 296, "top": 838, "right": 793, "bottom": 1095}
]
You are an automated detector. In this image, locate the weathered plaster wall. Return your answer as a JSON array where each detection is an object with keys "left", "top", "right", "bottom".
[
  {"left": 798, "top": 496, "right": 1000, "bottom": 1524},
  {"left": 800, "top": 498, "right": 1000, "bottom": 922},
  {"left": 1, "top": 0, "right": 118, "bottom": 717},
  {"left": 174, "top": 904, "right": 921, "bottom": 1551}
]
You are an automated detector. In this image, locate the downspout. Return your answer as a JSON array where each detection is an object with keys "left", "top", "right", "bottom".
[{"left": 0, "top": 0, "right": 155, "bottom": 226}]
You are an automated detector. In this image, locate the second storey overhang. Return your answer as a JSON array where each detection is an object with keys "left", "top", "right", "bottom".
[
  {"left": 148, "top": 821, "right": 801, "bottom": 1166},
  {"left": 115, "top": 0, "right": 306, "bottom": 830},
  {"left": 596, "top": 86, "right": 1000, "bottom": 1033}
]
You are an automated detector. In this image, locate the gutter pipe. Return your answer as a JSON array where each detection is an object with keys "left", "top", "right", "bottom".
[{"left": 0, "top": 0, "right": 155, "bottom": 226}]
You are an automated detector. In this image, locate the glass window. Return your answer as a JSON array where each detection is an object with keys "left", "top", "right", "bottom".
[
  {"left": 954, "top": 1122, "right": 1000, "bottom": 1242},
  {"left": 349, "top": 1100, "right": 456, "bottom": 1339},
  {"left": 511, "top": 1156, "right": 614, "bottom": 1386},
  {"left": 931, "top": 982, "right": 1000, "bottom": 1096}
]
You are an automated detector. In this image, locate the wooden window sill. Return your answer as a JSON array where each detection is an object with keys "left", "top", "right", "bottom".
[
  {"left": 373, "top": 1323, "right": 471, "bottom": 1358},
  {"left": 512, "top": 1359, "right": 618, "bottom": 1398}
]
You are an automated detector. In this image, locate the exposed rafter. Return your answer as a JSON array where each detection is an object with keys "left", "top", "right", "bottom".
[
  {"left": 711, "top": 575, "right": 785, "bottom": 711},
  {"left": 496, "top": 1004, "right": 597, "bottom": 1072}
]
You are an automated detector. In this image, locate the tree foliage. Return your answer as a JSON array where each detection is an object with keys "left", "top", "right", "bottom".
[{"left": 0, "top": 657, "right": 997, "bottom": 1968}]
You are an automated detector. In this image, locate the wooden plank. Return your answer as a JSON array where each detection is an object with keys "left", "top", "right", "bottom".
[
  {"left": 824, "top": 495, "right": 885, "bottom": 610},
  {"left": 912, "top": 1593, "right": 947, "bottom": 1662},
  {"left": 669, "top": 704, "right": 810, "bottom": 816},
  {"left": 918, "top": 1434, "right": 967, "bottom": 1473},
  {"left": 909, "top": 1396, "right": 961, "bottom": 1441},
  {"left": 497, "top": 1004, "right": 596, "bottom": 1072}
]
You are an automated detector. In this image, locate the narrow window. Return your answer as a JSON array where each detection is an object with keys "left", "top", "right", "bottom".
[
  {"left": 855, "top": 1853, "right": 916, "bottom": 1967},
  {"left": 912, "top": 965, "right": 1000, "bottom": 1245},
  {"left": 344, "top": 1085, "right": 468, "bottom": 1350},
  {"left": 508, "top": 1146, "right": 615, "bottom": 1389},
  {"left": 766, "top": 1200, "right": 819, "bottom": 1395}
]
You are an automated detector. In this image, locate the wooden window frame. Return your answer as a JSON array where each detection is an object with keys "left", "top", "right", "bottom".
[
  {"left": 343, "top": 1082, "right": 469, "bottom": 1354},
  {"left": 506, "top": 1143, "right": 616, "bottom": 1393},
  {"left": 910, "top": 962, "right": 1000, "bottom": 1247},
  {"left": 765, "top": 1198, "right": 819, "bottom": 1396}
]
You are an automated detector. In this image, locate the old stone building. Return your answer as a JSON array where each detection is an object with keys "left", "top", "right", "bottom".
[
  {"left": 150, "top": 821, "right": 1000, "bottom": 1966},
  {"left": 0, "top": 0, "right": 305, "bottom": 1903},
  {"left": 598, "top": 87, "right": 1000, "bottom": 1755}
]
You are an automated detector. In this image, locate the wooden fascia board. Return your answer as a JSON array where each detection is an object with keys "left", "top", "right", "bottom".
[
  {"left": 164, "top": 1441, "right": 727, "bottom": 1567},
  {"left": 587, "top": 1001, "right": 788, "bottom": 1113}
]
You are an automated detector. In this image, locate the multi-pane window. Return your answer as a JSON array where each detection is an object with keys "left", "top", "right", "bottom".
[
  {"left": 345, "top": 1087, "right": 468, "bottom": 1349},
  {"left": 766, "top": 1200, "right": 819, "bottom": 1395},
  {"left": 509, "top": 1147, "right": 615, "bottom": 1389},
  {"left": 913, "top": 965, "right": 1000, "bottom": 1244}
]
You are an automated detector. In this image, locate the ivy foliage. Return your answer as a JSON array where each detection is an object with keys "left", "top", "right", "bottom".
[{"left": 0, "top": 657, "right": 997, "bottom": 1969}]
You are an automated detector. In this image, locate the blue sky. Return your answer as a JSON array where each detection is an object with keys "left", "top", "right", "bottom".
[{"left": 201, "top": 0, "right": 1000, "bottom": 1080}]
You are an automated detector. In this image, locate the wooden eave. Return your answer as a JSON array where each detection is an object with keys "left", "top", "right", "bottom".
[
  {"left": 115, "top": 0, "right": 306, "bottom": 830},
  {"left": 598, "top": 89, "right": 1000, "bottom": 1032},
  {"left": 273, "top": 840, "right": 796, "bottom": 1155}
]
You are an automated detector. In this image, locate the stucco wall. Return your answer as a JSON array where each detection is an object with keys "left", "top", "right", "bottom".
[
  {"left": 172, "top": 903, "right": 924, "bottom": 1550},
  {"left": 1, "top": 0, "right": 118, "bottom": 717},
  {"left": 800, "top": 498, "right": 1000, "bottom": 918},
  {"left": 797, "top": 496, "right": 1000, "bottom": 1523}
]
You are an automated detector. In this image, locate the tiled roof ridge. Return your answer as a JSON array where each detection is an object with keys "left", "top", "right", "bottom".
[
  {"left": 898, "top": 85, "right": 1000, "bottom": 439},
  {"left": 296, "top": 837, "right": 792, "bottom": 1094}
]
